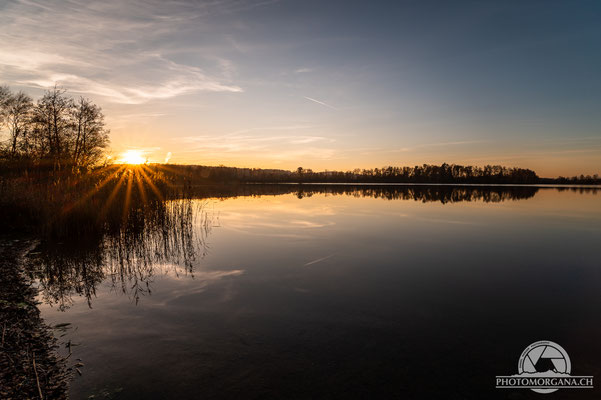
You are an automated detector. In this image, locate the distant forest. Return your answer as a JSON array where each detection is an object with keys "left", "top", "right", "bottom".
[
  {"left": 151, "top": 163, "right": 600, "bottom": 185},
  {"left": 0, "top": 86, "right": 599, "bottom": 185}
]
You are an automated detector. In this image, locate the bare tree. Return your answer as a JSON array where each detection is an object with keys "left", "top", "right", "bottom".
[
  {"left": 2, "top": 91, "right": 33, "bottom": 155},
  {"left": 0, "top": 85, "right": 11, "bottom": 123},
  {"left": 31, "top": 85, "right": 74, "bottom": 168},
  {"left": 0, "top": 86, "right": 111, "bottom": 170},
  {"left": 71, "top": 97, "right": 109, "bottom": 168}
]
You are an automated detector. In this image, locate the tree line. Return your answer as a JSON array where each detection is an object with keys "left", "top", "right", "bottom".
[
  {"left": 0, "top": 85, "right": 109, "bottom": 170},
  {"left": 149, "top": 162, "right": 543, "bottom": 184},
  {"left": 151, "top": 163, "right": 601, "bottom": 185},
  {"left": 298, "top": 163, "right": 540, "bottom": 184}
]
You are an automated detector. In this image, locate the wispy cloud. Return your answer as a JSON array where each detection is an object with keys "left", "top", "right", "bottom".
[
  {"left": 225, "top": 124, "right": 322, "bottom": 135},
  {"left": 172, "top": 132, "right": 338, "bottom": 163},
  {"left": 175, "top": 134, "right": 335, "bottom": 151},
  {"left": 0, "top": 0, "right": 251, "bottom": 103},
  {"left": 355, "top": 140, "right": 489, "bottom": 155},
  {"left": 303, "top": 96, "right": 338, "bottom": 110},
  {"left": 392, "top": 140, "right": 490, "bottom": 152},
  {"left": 304, "top": 254, "right": 335, "bottom": 266},
  {"left": 412, "top": 140, "right": 488, "bottom": 148}
]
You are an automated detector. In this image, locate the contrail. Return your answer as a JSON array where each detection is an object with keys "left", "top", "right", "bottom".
[
  {"left": 303, "top": 96, "right": 338, "bottom": 110},
  {"left": 304, "top": 254, "right": 335, "bottom": 266}
]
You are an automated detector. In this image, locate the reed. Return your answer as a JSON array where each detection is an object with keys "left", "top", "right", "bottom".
[{"left": 0, "top": 164, "right": 172, "bottom": 239}]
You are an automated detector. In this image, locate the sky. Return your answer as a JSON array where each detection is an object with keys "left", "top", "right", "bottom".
[{"left": 1, "top": 0, "right": 600, "bottom": 177}]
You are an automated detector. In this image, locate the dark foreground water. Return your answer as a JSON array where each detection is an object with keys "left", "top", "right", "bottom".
[{"left": 33, "top": 185, "right": 601, "bottom": 399}]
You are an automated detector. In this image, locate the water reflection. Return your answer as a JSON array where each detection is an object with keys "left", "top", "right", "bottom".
[
  {"left": 184, "top": 183, "right": 599, "bottom": 203},
  {"left": 32, "top": 184, "right": 601, "bottom": 399},
  {"left": 27, "top": 199, "right": 214, "bottom": 309},
  {"left": 26, "top": 185, "right": 598, "bottom": 310}
]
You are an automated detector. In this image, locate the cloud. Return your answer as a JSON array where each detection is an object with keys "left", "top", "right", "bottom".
[
  {"left": 175, "top": 133, "right": 334, "bottom": 151},
  {"left": 165, "top": 152, "right": 172, "bottom": 163},
  {"left": 412, "top": 140, "right": 488, "bottom": 148},
  {"left": 304, "top": 254, "right": 335, "bottom": 266},
  {"left": 172, "top": 132, "right": 338, "bottom": 162},
  {"left": 388, "top": 140, "right": 490, "bottom": 153},
  {"left": 0, "top": 0, "right": 248, "bottom": 104},
  {"left": 353, "top": 140, "right": 490, "bottom": 156},
  {"left": 303, "top": 96, "right": 338, "bottom": 110}
]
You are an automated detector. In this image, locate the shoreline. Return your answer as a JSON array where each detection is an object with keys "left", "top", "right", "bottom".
[{"left": 0, "top": 237, "right": 70, "bottom": 399}]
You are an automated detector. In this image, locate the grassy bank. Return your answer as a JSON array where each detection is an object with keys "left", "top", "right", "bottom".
[
  {"left": 0, "top": 238, "right": 70, "bottom": 399},
  {"left": 0, "top": 165, "right": 197, "bottom": 398}
]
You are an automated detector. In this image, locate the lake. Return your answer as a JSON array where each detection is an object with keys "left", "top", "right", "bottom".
[{"left": 32, "top": 185, "right": 601, "bottom": 399}]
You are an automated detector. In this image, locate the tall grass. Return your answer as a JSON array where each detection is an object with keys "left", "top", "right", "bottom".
[
  {"left": 0, "top": 164, "right": 215, "bottom": 308},
  {"left": 0, "top": 165, "right": 172, "bottom": 238}
]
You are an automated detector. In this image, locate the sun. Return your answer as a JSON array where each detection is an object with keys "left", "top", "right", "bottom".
[{"left": 119, "top": 150, "right": 146, "bottom": 165}]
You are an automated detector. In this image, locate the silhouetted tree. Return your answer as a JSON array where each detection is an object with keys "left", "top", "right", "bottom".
[
  {"left": 0, "top": 85, "right": 11, "bottom": 123},
  {"left": 0, "top": 85, "right": 12, "bottom": 153},
  {"left": 71, "top": 97, "right": 109, "bottom": 168},
  {"left": 2, "top": 91, "right": 33, "bottom": 156},
  {"left": 0, "top": 85, "right": 110, "bottom": 170},
  {"left": 30, "top": 85, "right": 74, "bottom": 168}
]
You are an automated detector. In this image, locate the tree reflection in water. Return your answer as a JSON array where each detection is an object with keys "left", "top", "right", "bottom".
[{"left": 25, "top": 184, "right": 596, "bottom": 309}]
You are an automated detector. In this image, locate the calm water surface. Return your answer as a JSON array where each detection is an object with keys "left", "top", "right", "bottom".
[{"left": 34, "top": 186, "right": 601, "bottom": 399}]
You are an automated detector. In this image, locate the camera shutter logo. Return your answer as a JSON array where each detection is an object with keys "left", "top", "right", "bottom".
[{"left": 496, "top": 340, "right": 593, "bottom": 393}]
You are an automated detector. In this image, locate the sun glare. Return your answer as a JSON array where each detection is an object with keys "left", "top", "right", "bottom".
[{"left": 119, "top": 150, "right": 146, "bottom": 165}]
